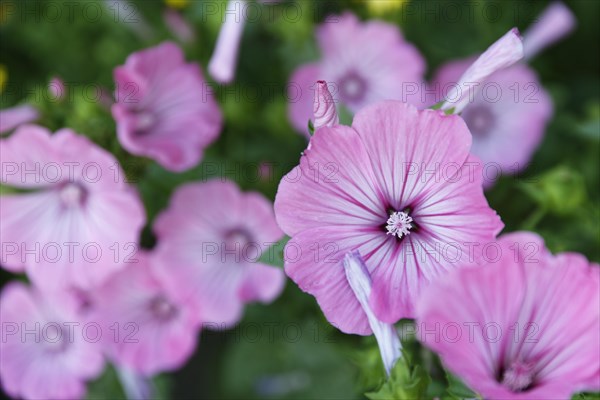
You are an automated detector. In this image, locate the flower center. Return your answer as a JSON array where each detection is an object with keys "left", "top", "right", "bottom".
[
  {"left": 385, "top": 211, "right": 413, "bottom": 239},
  {"left": 501, "top": 361, "right": 535, "bottom": 392},
  {"left": 59, "top": 182, "right": 87, "bottom": 208},
  {"left": 339, "top": 71, "right": 367, "bottom": 103},
  {"left": 462, "top": 104, "right": 495, "bottom": 137},
  {"left": 148, "top": 295, "right": 178, "bottom": 321},
  {"left": 134, "top": 111, "right": 156, "bottom": 134}
]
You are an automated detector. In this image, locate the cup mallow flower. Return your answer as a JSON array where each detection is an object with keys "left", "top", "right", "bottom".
[
  {"left": 415, "top": 232, "right": 600, "bottom": 399},
  {"left": 0, "top": 125, "right": 146, "bottom": 289},
  {"left": 274, "top": 100, "right": 503, "bottom": 334},
  {"left": 288, "top": 12, "right": 425, "bottom": 136},
  {"left": 440, "top": 28, "right": 524, "bottom": 113},
  {"left": 0, "top": 283, "right": 105, "bottom": 400},
  {"left": 313, "top": 80, "right": 339, "bottom": 131},
  {"left": 208, "top": 0, "right": 246, "bottom": 84},
  {"left": 343, "top": 251, "right": 401, "bottom": 375},
  {"left": 112, "top": 42, "right": 222, "bottom": 172},
  {"left": 433, "top": 61, "right": 552, "bottom": 188},
  {"left": 432, "top": 6, "right": 575, "bottom": 187},
  {"left": 152, "top": 180, "right": 285, "bottom": 326},
  {"left": 90, "top": 252, "right": 200, "bottom": 376}
]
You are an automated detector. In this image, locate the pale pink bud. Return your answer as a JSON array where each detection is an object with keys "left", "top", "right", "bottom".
[
  {"left": 163, "top": 8, "right": 196, "bottom": 44},
  {"left": 441, "top": 28, "right": 523, "bottom": 114},
  {"left": 48, "top": 76, "right": 65, "bottom": 101},
  {"left": 208, "top": 0, "right": 246, "bottom": 84},
  {"left": 523, "top": 2, "right": 576, "bottom": 60},
  {"left": 313, "top": 80, "right": 339, "bottom": 131},
  {"left": 343, "top": 251, "right": 402, "bottom": 376}
]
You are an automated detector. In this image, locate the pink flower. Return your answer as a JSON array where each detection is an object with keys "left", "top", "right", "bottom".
[
  {"left": 152, "top": 180, "right": 285, "bottom": 327},
  {"left": 432, "top": 61, "right": 552, "bottom": 187},
  {"left": 440, "top": 28, "right": 524, "bottom": 113},
  {"left": 288, "top": 12, "right": 425, "bottom": 136},
  {"left": 89, "top": 252, "right": 199, "bottom": 376},
  {"left": 313, "top": 80, "right": 339, "bottom": 131},
  {"left": 274, "top": 101, "right": 503, "bottom": 334},
  {"left": 415, "top": 232, "right": 600, "bottom": 399},
  {"left": 523, "top": 2, "right": 576, "bottom": 60},
  {"left": 0, "top": 105, "right": 39, "bottom": 135},
  {"left": 0, "top": 282, "right": 104, "bottom": 400},
  {"left": 112, "top": 42, "right": 222, "bottom": 172},
  {"left": 0, "top": 125, "right": 145, "bottom": 289},
  {"left": 208, "top": 0, "right": 246, "bottom": 84}
]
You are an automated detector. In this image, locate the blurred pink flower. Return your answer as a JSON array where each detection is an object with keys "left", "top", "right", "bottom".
[
  {"left": 288, "top": 12, "right": 426, "bottom": 136},
  {"left": 90, "top": 252, "right": 199, "bottom": 376},
  {"left": 208, "top": 0, "right": 246, "bottom": 84},
  {"left": 415, "top": 232, "right": 600, "bottom": 399},
  {"left": 433, "top": 61, "right": 552, "bottom": 187},
  {"left": 523, "top": 2, "right": 576, "bottom": 60},
  {"left": 112, "top": 42, "right": 222, "bottom": 172},
  {"left": 0, "top": 125, "right": 145, "bottom": 289},
  {"left": 0, "top": 282, "right": 104, "bottom": 400},
  {"left": 152, "top": 180, "right": 285, "bottom": 327},
  {"left": 0, "top": 105, "right": 39, "bottom": 135},
  {"left": 274, "top": 101, "right": 503, "bottom": 334},
  {"left": 313, "top": 80, "right": 339, "bottom": 131},
  {"left": 440, "top": 28, "right": 523, "bottom": 113}
]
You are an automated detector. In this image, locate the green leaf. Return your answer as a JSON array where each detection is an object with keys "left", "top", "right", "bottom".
[
  {"left": 518, "top": 165, "right": 588, "bottom": 217},
  {"left": 258, "top": 236, "right": 290, "bottom": 268},
  {"left": 444, "top": 372, "right": 479, "bottom": 399},
  {"left": 366, "top": 350, "right": 431, "bottom": 400},
  {"left": 308, "top": 119, "right": 315, "bottom": 136}
]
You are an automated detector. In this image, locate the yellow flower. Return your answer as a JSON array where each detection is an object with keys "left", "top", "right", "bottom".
[
  {"left": 0, "top": 65, "right": 7, "bottom": 94},
  {"left": 165, "top": 0, "right": 189, "bottom": 9},
  {"left": 366, "top": 0, "right": 408, "bottom": 16}
]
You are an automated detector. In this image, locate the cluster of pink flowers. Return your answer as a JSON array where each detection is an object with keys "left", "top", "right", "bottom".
[
  {"left": 0, "top": 41, "right": 284, "bottom": 400},
  {"left": 275, "top": 3, "right": 599, "bottom": 399},
  {"left": 1, "top": 2, "right": 597, "bottom": 400}
]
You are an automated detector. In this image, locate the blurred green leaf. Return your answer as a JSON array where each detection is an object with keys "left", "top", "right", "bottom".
[{"left": 366, "top": 350, "right": 430, "bottom": 400}]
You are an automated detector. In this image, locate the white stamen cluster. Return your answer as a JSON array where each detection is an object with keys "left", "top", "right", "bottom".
[{"left": 385, "top": 211, "right": 413, "bottom": 239}]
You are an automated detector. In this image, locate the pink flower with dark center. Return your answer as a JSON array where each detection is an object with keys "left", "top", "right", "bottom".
[
  {"left": 0, "top": 282, "right": 104, "bottom": 400},
  {"left": 0, "top": 125, "right": 145, "bottom": 289},
  {"left": 274, "top": 101, "right": 503, "bottom": 334},
  {"left": 89, "top": 252, "right": 199, "bottom": 376},
  {"left": 432, "top": 61, "right": 552, "bottom": 187},
  {"left": 288, "top": 12, "right": 425, "bottom": 136},
  {"left": 415, "top": 232, "right": 600, "bottom": 399},
  {"left": 112, "top": 42, "right": 222, "bottom": 172},
  {"left": 152, "top": 180, "right": 285, "bottom": 327}
]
